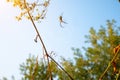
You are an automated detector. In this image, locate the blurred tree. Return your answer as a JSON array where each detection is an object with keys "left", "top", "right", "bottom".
[
  {"left": 20, "top": 54, "right": 49, "bottom": 80},
  {"left": 1, "top": 76, "right": 15, "bottom": 80},
  {"left": 83, "top": 20, "right": 120, "bottom": 80},
  {"left": 2, "top": 77, "right": 7, "bottom": 80},
  {"left": 19, "top": 54, "right": 62, "bottom": 80}
]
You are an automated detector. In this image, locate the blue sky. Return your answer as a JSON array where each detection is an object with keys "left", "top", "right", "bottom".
[{"left": 0, "top": 0, "right": 120, "bottom": 79}]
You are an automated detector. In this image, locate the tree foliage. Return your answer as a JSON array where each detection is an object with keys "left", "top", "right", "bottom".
[
  {"left": 20, "top": 55, "right": 48, "bottom": 80},
  {"left": 84, "top": 20, "right": 120, "bottom": 80},
  {"left": 7, "top": 0, "right": 50, "bottom": 22}
]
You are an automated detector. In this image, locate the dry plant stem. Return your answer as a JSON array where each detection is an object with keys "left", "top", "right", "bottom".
[
  {"left": 99, "top": 50, "right": 119, "bottom": 80},
  {"left": 23, "top": 0, "right": 73, "bottom": 80},
  {"left": 28, "top": 10, "right": 73, "bottom": 79},
  {"left": 116, "top": 70, "right": 120, "bottom": 80},
  {"left": 23, "top": 0, "right": 53, "bottom": 80},
  {"left": 27, "top": 6, "right": 53, "bottom": 80}
]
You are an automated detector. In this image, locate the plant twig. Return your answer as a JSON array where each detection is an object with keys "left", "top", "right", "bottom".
[
  {"left": 99, "top": 46, "right": 120, "bottom": 80},
  {"left": 23, "top": 0, "right": 73, "bottom": 80},
  {"left": 116, "top": 70, "right": 120, "bottom": 80},
  {"left": 24, "top": 0, "right": 53, "bottom": 80}
]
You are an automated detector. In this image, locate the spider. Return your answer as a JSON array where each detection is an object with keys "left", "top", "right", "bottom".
[{"left": 59, "top": 13, "right": 67, "bottom": 28}]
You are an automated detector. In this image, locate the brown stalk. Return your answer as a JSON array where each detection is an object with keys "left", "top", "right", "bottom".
[
  {"left": 99, "top": 46, "right": 120, "bottom": 80},
  {"left": 24, "top": 0, "right": 53, "bottom": 80},
  {"left": 23, "top": 0, "right": 73, "bottom": 80}
]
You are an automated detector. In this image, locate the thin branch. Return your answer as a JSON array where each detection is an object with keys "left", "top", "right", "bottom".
[
  {"left": 116, "top": 70, "right": 120, "bottom": 80},
  {"left": 24, "top": 0, "right": 53, "bottom": 80},
  {"left": 23, "top": 0, "right": 73, "bottom": 80},
  {"left": 99, "top": 47, "right": 120, "bottom": 80}
]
